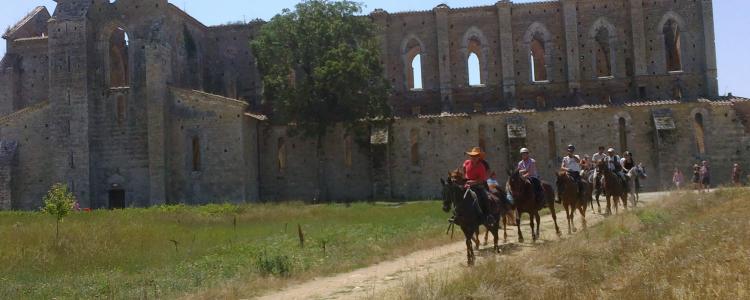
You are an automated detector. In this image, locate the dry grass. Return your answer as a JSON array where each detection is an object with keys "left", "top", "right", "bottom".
[{"left": 385, "top": 189, "right": 750, "bottom": 299}]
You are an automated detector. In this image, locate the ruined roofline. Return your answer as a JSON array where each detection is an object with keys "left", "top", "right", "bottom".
[
  {"left": 167, "top": 3, "right": 208, "bottom": 30},
  {"left": 0, "top": 101, "right": 49, "bottom": 125},
  {"left": 2, "top": 6, "right": 49, "bottom": 40},
  {"left": 372, "top": 1, "right": 562, "bottom": 16},
  {"left": 170, "top": 87, "right": 249, "bottom": 109}
]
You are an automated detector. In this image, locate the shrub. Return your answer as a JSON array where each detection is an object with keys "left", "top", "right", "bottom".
[{"left": 255, "top": 251, "right": 292, "bottom": 277}]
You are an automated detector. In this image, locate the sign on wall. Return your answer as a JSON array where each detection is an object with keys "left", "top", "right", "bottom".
[
  {"left": 652, "top": 108, "right": 676, "bottom": 130},
  {"left": 506, "top": 116, "right": 527, "bottom": 138},
  {"left": 370, "top": 125, "right": 389, "bottom": 145}
]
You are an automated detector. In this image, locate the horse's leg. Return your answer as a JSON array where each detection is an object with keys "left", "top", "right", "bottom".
[
  {"left": 474, "top": 230, "right": 480, "bottom": 250},
  {"left": 534, "top": 213, "right": 541, "bottom": 240},
  {"left": 570, "top": 202, "right": 577, "bottom": 233},
  {"left": 529, "top": 212, "right": 537, "bottom": 242},
  {"left": 484, "top": 228, "right": 489, "bottom": 246},
  {"left": 564, "top": 202, "right": 572, "bottom": 234},
  {"left": 549, "top": 201, "right": 561, "bottom": 236},
  {"left": 492, "top": 222, "right": 500, "bottom": 253},
  {"left": 502, "top": 214, "right": 508, "bottom": 242},
  {"left": 465, "top": 237, "right": 474, "bottom": 266},
  {"left": 516, "top": 210, "right": 524, "bottom": 243}
]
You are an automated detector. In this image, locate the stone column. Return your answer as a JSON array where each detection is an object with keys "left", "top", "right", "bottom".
[
  {"left": 496, "top": 1, "right": 516, "bottom": 102},
  {"left": 48, "top": 18, "right": 92, "bottom": 207},
  {"left": 629, "top": 0, "right": 648, "bottom": 77},
  {"left": 701, "top": 0, "right": 719, "bottom": 97},
  {"left": 434, "top": 4, "right": 453, "bottom": 112},
  {"left": 145, "top": 43, "right": 171, "bottom": 206},
  {"left": 562, "top": 0, "right": 581, "bottom": 93},
  {"left": 371, "top": 9, "right": 390, "bottom": 80}
]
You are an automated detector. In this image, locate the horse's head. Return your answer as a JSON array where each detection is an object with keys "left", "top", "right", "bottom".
[
  {"left": 596, "top": 160, "right": 607, "bottom": 173},
  {"left": 440, "top": 175, "right": 463, "bottom": 213},
  {"left": 506, "top": 169, "right": 526, "bottom": 198}
]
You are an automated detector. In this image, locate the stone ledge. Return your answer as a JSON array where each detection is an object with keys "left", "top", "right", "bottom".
[
  {"left": 0, "top": 101, "right": 49, "bottom": 126},
  {"left": 170, "top": 87, "right": 249, "bottom": 109}
]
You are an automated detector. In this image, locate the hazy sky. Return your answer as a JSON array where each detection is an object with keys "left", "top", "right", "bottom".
[{"left": 1, "top": 0, "right": 747, "bottom": 96}]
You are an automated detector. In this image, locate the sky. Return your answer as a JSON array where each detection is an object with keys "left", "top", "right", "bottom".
[{"left": 1, "top": 0, "right": 747, "bottom": 96}]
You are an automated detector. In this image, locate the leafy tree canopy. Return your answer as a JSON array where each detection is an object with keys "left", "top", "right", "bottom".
[{"left": 251, "top": 0, "right": 391, "bottom": 138}]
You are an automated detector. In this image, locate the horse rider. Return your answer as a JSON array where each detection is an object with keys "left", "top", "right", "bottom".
[
  {"left": 605, "top": 148, "right": 629, "bottom": 189},
  {"left": 462, "top": 147, "right": 494, "bottom": 224},
  {"left": 560, "top": 144, "right": 585, "bottom": 202},
  {"left": 517, "top": 148, "right": 544, "bottom": 206},
  {"left": 591, "top": 146, "right": 607, "bottom": 198},
  {"left": 621, "top": 151, "right": 639, "bottom": 189}
]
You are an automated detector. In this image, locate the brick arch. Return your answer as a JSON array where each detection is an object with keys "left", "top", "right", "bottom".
[
  {"left": 589, "top": 17, "right": 618, "bottom": 78},
  {"left": 461, "top": 26, "right": 490, "bottom": 86},
  {"left": 99, "top": 23, "right": 132, "bottom": 88},
  {"left": 690, "top": 107, "right": 711, "bottom": 156},
  {"left": 401, "top": 34, "right": 426, "bottom": 90},
  {"left": 523, "top": 22, "right": 554, "bottom": 82}
]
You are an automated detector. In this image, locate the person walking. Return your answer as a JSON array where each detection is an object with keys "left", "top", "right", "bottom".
[
  {"left": 699, "top": 161, "right": 710, "bottom": 193},
  {"left": 732, "top": 163, "right": 743, "bottom": 187},
  {"left": 672, "top": 168, "right": 684, "bottom": 190}
]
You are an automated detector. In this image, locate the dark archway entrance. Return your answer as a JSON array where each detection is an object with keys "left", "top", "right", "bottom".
[{"left": 108, "top": 190, "right": 125, "bottom": 209}]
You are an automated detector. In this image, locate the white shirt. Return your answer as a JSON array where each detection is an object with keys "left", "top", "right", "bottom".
[
  {"left": 605, "top": 155, "right": 621, "bottom": 171},
  {"left": 591, "top": 152, "right": 607, "bottom": 163},
  {"left": 562, "top": 155, "right": 582, "bottom": 172}
]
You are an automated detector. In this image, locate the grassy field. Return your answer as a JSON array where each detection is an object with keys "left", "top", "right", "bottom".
[
  {"left": 387, "top": 189, "right": 750, "bottom": 299},
  {"left": 0, "top": 201, "right": 452, "bottom": 299}
]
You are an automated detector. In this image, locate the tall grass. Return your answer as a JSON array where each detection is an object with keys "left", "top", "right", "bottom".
[
  {"left": 386, "top": 189, "right": 750, "bottom": 299},
  {"left": 0, "top": 201, "right": 449, "bottom": 299}
]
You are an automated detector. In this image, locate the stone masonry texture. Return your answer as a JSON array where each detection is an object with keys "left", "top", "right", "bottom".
[{"left": 0, "top": 0, "right": 744, "bottom": 209}]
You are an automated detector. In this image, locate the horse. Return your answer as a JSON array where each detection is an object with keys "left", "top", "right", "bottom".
[
  {"left": 595, "top": 160, "right": 629, "bottom": 215},
  {"left": 555, "top": 170, "right": 590, "bottom": 234},
  {"left": 506, "top": 170, "right": 561, "bottom": 242},
  {"left": 626, "top": 166, "right": 647, "bottom": 207},
  {"left": 583, "top": 168, "right": 602, "bottom": 214},
  {"left": 441, "top": 173, "right": 501, "bottom": 266}
]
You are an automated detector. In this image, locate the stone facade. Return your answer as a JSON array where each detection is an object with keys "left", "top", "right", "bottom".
[{"left": 0, "top": 0, "right": 744, "bottom": 209}]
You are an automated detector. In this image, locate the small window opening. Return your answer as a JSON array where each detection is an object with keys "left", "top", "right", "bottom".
[
  {"left": 277, "top": 137, "right": 287, "bottom": 173},
  {"left": 618, "top": 117, "right": 628, "bottom": 152},
  {"left": 116, "top": 95, "right": 126, "bottom": 125},
  {"left": 694, "top": 113, "right": 706, "bottom": 154},
  {"left": 192, "top": 136, "right": 201, "bottom": 172},
  {"left": 344, "top": 134, "right": 353, "bottom": 168},
  {"left": 547, "top": 121, "right": 557, "bottom": 161},
  {"left": 467, "top": 38, "right": 483, "bottom": 86},
  {"left": 405, "top": 41, "right": 423, "bottom": 90},
  {"left": 478, "top": 125, "right": 487, "bottom": 151},
  {"left": 410, "top": 129, "right": 420, "bottom": 166}
]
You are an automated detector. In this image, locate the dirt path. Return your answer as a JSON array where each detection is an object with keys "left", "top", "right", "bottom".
[{"left": 256, "top": 192, "right": 668, "bottom": 300}]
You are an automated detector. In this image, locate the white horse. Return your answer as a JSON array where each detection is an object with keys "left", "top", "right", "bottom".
[{"left": 626, "top": 166, "right": 647, "bottom": 207}]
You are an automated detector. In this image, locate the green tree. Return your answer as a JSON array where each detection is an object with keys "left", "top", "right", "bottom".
[
  {"left": 42, "top": 183, "right": 76, "bottom": 242},
  {"left": 252, "top": 0, "right": 391, "bottom": 200}
]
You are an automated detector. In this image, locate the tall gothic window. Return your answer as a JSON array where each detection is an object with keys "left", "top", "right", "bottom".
[
  {"left": 405, "top": 40, "right": 423, "bottom": 90},
  {"left": 594, "top": 27, "right": 612, "bottom": 77},
  {"left": 664, "top": 20, "right": 682, "bottom": 72},
  {"left": 109, "top": 28, "right": 129, "bottom": 87},
  {"left": 530, "top": 33, "right": 547, "bottom": 82},
  {"left": 467, "top": 38, "right": 483, "bottom": 86},
  {"left": 410, "top": 129, "right": 420, "bottom": 166}
]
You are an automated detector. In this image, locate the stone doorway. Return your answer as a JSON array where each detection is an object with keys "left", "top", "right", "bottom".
[{"left": 108, "top": 190, "right": 125, "bottom": 209}]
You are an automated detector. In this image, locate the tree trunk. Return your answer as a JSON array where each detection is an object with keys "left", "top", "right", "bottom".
[
  {"left": 316, "top": 133, "right": 328, "bottom": 203},
  {"left": 55, "top": 218, "right": 60, "bottom": 243}
]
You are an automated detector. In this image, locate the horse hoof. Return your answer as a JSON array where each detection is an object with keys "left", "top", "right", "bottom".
[
  {"left": 518, "top": 238, "right": 524, "bottom": 243},
  {"left": 572, "top": 228, "right": 577, "bottom": 233}
]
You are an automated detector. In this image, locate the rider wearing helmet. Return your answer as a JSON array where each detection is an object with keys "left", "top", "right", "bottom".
[
  {"left": 517, "top": 148, "right": 544, "bottom": 206},
  {"left": 561, "top": 144, "right": 585, "bottom": 202},
  {"left": 605, "top": 148, "right": 629, "bottom": 189}
]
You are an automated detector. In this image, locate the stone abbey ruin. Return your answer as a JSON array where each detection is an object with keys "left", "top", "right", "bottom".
[{"left": 0, "top": 0, "right": 747, "bottom": 210}]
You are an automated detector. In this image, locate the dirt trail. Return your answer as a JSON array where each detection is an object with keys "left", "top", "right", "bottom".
[{"left": 256, "top": 193, "right": 668, "bottom": 300}]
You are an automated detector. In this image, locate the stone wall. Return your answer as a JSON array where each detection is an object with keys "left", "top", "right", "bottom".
[
  {"left": 0, "top": 102, "right": 55, "bottom": 209},
  {"left": 166, "top": 88, "right": 252, "bottom": 204}
]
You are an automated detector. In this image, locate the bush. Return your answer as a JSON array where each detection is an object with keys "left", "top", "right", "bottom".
[{"left": 255, "top": 251, "right": 292, "bottom": 277}]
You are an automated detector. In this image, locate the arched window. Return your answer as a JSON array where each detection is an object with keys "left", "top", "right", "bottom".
[
  {"left": 594, "top": 27, "right": 612, "bottom": 78},
  {"left": 547, "top": 121, "right": 557, "bottom": 161},
  {"left": 530, "top": 33, "right": 547, "bottom": 82},
  {"left": 467, "top": 38, "right": 483, "bottom": 86},
  {"left": 694, "top": 113, "right": 706, "bottom": 154},
  {"left": 277, "top": 137, "right": 287, "bottom": 173},
  {"left": 109, "top": 27, "right": 129, "bottom": 87},
  {"left": 672, "top": 85, "right": 683, "bottom": 100},
  {"left": 192, "top": 136, "right": 201, "bottom": 172},
  {"left": 618, "top": 117, "right": 628, "bottom": 152},
  {"left": 410, "top": 129, "right": 420, "bottom": 166},
  {"left": 663, "top": 19, "right": 682, "bottom": 72},
  {"left": 405, "top": 40, "right": 423, "bottom": 90}
]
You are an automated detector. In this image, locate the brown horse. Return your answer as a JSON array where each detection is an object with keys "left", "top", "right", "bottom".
[
  {"left": 595, "top": 160, "right": 628, "bottom": 215},
  {"left": 555, "top": 171, "right": 590, "bottom": 234},
  {"left": 506, "top": 170, "right": 561, "bottom": 242}
]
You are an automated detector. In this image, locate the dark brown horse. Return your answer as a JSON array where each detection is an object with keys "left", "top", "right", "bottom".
[
  {"left": 441, "top": 172, "right": 502, "bottom": 266},
  {"left": 595, "top": 160, "right": 628, "bottom": 215},
  {"left": 584, "top": 168, "right": 603, "bottom": 214},
  {"left": 506, "top": 170, "right": 560, "bottom": 242},
  {"left": 555, "top": 171, "right": 590, "bottom": 234}
]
